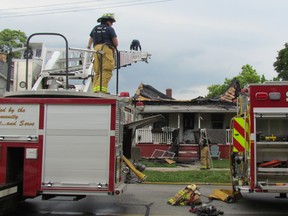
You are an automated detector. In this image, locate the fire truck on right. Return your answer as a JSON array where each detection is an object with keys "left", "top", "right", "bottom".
[{"left": 231, "top": 81, "right": 288, "bottom": 199}]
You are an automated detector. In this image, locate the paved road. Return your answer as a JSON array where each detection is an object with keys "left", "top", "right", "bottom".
[{"left": 4, "top": 184, "right": 288, "bottom": 216}]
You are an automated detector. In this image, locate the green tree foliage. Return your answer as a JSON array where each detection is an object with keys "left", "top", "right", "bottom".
[
  {"left": 207, "top": 64, "right": 263, "bottom": 98},
  {"left": 207, "top": 78, "right": 232, "bottom": 98},
  {"left": 272, "top": 76, "right": 280, "bottom": 81},
  {"left": 261, "top": 75, "right": 267, "bottom": 83},
  {"left": 273, "top": 43, "right": 288, "bottom": 80},
  {"left": 0, "top": 29, "right": 27, "bottom": 48},
  {"left": 0, "top": 29, "right": 27, "bottom": 58},
  {"left": 236, "top": 64, "right": 261, "bottom": 88}
]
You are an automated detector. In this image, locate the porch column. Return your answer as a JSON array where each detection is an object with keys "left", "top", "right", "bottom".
[
  {"left": 177, "top": 113, "right": 183, "bottom": 143},
  {"left": 198, "top": 113, "right": 202, "bottom": 129}
]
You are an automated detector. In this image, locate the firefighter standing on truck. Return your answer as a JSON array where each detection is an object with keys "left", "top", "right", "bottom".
[{"left": 87, "top": 13, "right": 118, "bottom": 93}]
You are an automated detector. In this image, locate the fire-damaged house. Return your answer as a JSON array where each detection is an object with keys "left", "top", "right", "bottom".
[{"left": 130, "top": 82, "right": 240, "bottom": 161}]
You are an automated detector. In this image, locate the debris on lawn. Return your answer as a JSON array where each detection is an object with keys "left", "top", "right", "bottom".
[{"left": 165, "top": 158, "right": 176, "bottom": 164}]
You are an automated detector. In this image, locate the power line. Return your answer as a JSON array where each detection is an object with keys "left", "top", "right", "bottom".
[
  {"left": 0, "top": 0, "right": 172, "bottom": 17},
  {"left": 0, "top": 1, "right": 103, "bottom": 15},
  {"left": 0, "top": 0, "right": 174, "bottom": 18},
  {"left": 0, "top": 0, "right": 104, "bottom": 12}
]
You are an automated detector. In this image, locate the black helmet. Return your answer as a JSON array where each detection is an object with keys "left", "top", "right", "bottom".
[{"left": 97, "top": 13, "right": 116, "bottom": 23}]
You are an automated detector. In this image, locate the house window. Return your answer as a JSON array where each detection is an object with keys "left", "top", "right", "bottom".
[
  {"left": 211, "top": 113, "right": 223, "bottom": 129},
  {"left": 153, "top": 113, "right": 169, "bottom": 130},
  {"left": 183, "top": 113, "right": 194, "bottom": 130}
]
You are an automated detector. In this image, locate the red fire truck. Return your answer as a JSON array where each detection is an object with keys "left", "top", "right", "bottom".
[
  {"left": 231, "top": 81, "right": 288, "bottom": 198},
  {"left": 0, "top": 33, "right": 151, "bottom": 214}
]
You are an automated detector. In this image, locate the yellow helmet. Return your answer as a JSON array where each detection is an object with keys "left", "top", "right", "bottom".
[
  {"left": 97, "top": 13, "right": 116, "bottom": 23},
  {"left": 187, "top": 184, "right": 197, "bottom": 191}
]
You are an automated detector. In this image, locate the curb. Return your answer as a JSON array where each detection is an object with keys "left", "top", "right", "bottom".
[
  {"left": 145, "top": 167, "right": 230, "bottom": 171},
  {"left": 142, "top": 182, "right": 232, "bottom": 186}
]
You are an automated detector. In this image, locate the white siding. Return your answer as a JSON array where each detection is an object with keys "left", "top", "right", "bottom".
[{"left": 43, "top": 104, "right": 112, "bottom": 188}]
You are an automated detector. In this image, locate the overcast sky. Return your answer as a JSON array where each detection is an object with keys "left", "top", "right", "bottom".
[{"left": 1, "top": 0, "right": 288, "bottom": 99}]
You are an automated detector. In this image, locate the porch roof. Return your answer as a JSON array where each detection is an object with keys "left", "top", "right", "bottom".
[
  {"left": 140, "top": 104, "right": 236, "bottom": 113},
  {"left": 124, "top": 114, "right": 165, "bottom": 129}
]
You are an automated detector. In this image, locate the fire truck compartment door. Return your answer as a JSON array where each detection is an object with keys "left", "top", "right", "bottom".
[
  {"left": 0, "top": 104, "right": 39, "bottom": 141},
  {"left": 42, "top": 104, "right": 112, "bottom": 188}
]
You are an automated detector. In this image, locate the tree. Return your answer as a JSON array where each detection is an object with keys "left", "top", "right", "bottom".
[
  {"left": 261, "top": 75, "right": 267, "bottom": 83},
  {"left": 236, "top": 64, "right": 261, "bottom": 88},
  {"left": 206, "top": 64, "right": 263, "bottom": 97},
  {"left": 274, "top": 43, "right": 288, "bottom": 80},
  {"left": 0, "top": 29, "right": 27, "bottom": 58},
  {"left": 207, "top": 78, "right": 232, "bottom": 98},
  {"left": 0, "top": 29, "right": 27, "bottom": 48}
]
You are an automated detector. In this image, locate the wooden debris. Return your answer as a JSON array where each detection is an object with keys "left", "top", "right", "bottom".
[{"left": 165, "top": 158, "right": 176, "bottom": 164}]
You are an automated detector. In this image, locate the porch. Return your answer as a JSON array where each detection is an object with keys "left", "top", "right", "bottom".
[{"left": 134, "top": 128, "right": 231, "bottom": 160}]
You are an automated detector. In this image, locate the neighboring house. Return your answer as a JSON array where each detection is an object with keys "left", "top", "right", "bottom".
[
  {"left": 131, "top": 83, "right": 238, "bottom": 160},
  {"left": 0, "top": 53, "right": 8, "bottom": 97}
]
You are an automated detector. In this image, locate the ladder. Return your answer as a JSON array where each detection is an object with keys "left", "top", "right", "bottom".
[
  {"left": 69, "top": 47, "right": 151, "bottom": 69},
  {"left": 11, "top": 33, "right": 151, "bottom": 94},
  {"left": 20, "top": 46, "right": 151, "bottom": 92},
  {"left": 118, "top": 50, "right": 151, "bottom": 67}
]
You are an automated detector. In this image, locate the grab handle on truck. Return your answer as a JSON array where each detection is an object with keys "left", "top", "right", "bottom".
[{"left": 25, "top": 33, "right": 69, "bottom": 89}]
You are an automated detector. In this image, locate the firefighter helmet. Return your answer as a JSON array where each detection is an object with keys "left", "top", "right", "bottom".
[
  {"left": 97, "top": 13, "right": 116, "bottom": 23},
  {"left": 186, "top": 184, "right": 197, "bottom": 191}
]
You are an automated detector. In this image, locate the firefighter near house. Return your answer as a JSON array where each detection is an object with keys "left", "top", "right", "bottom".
[
  {"left": 0, "top": 32, "right": 151, "bottom": 215},
  {"left": 231, "top": 81, "right": 288, "bottom": 199}
]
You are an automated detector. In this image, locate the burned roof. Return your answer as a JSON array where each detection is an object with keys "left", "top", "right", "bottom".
[
  {"left": 133, "top": 83, "right": 174, "bottom": 101},
  {"left": 132, "top": 83, "right": 237, "bottom": 107}
]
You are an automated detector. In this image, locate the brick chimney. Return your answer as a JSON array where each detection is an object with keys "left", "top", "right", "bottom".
[{"left": 166, "top": 88, "right": 172, "bottom": 98}]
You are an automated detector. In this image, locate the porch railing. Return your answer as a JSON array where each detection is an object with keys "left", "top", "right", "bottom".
[
  {"left": 136, "top": 128, "right": 173, "bottom": 144},
  {"left": 135, "top": 128, "right": 232, "bottom": 145}
]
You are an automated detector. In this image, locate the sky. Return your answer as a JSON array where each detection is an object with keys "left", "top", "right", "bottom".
[{"left": 1, "top": 0, "right": 288, "bottom": 99}]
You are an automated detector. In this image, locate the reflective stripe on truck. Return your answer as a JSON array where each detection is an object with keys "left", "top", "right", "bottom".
[{"left": 0, "top": 186, "right": 17, "bottom": 199}]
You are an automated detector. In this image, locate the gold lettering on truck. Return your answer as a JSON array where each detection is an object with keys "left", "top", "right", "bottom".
[{"left": 0, "top": 105, "right": 36, "bottom": 127}]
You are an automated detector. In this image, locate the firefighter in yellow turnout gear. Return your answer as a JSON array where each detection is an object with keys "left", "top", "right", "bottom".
[
  {"left": 167, "top": 184, "right": 202, "bottom": 206},
  {"left": 92, "top": 44, "right": 114, "bottom": 93},
  {"left": 200, "top": 138, "right": 211, "bottom": 170},
  {"left": 87, "top": 13, "right": 118, "bottom": 93}
]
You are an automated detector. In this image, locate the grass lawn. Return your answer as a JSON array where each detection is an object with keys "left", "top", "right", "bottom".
[
  {"left": 140, "top": 159, "right": 231, "bottom": 184},
  {"left": 143, "top": 170, "right": 231, "bottom": 183},
  {"left": 210, "top": 159, "right": 230, "bottom": 168},
  {"left": 140, "top": 158, "right": 230, "bottom": 169}
]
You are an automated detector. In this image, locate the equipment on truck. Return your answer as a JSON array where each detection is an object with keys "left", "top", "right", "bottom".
[
  {"left": 0, "top": 33, "right": 152, "bottom": 215},
  {"left": 230, "top": 81, "right": 288, "bottom": 199},
  {"left": 10, "top": 33, "right": 151, "bottom": 94}
]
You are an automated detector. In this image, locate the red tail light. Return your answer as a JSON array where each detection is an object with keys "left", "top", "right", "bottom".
[
  {"left": 255, "top": 92, "right": 268, "bottom": 100},
  {"left": 119, "top": 92, "right": 130, "bottom": 97}
]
